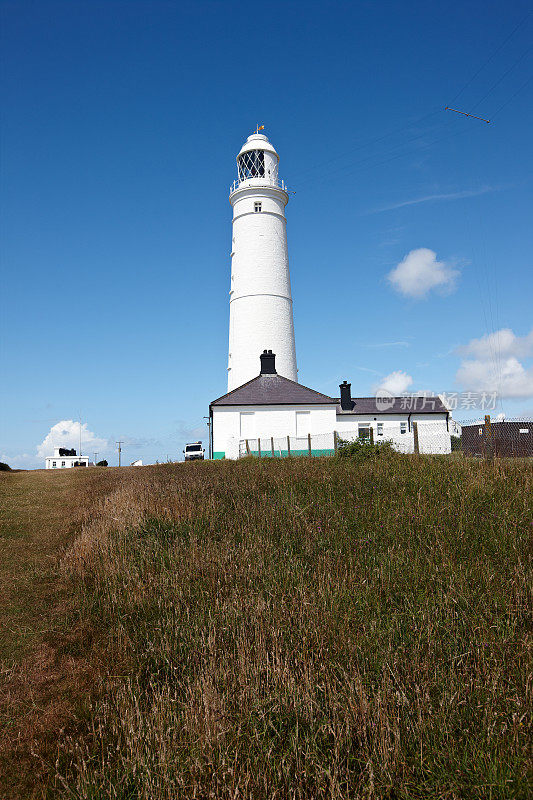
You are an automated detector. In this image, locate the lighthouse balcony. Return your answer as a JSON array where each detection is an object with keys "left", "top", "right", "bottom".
[{"left": 229, "top": 177, "right": 287, "bottom": 195}]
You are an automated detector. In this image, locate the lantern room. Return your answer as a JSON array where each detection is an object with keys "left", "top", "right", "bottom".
[{"left": 234, "top": 133, "right": 281, "bottom": 190}]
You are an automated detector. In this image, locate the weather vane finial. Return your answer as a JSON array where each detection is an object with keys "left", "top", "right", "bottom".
[{"left": 255, "top": 124, "right": 265, "bottom": 134}]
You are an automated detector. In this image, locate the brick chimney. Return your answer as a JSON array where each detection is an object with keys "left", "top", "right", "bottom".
[
  {"left": 260, "top": 350, "right": 277, "bottom": 375},
  {"left": 340, "top": 380, "right": 353, "bottom": 411}
]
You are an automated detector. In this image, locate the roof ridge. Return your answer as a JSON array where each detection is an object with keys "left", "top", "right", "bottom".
[
  {"left": 272, "top": 373, "right": 335, "bottom": 401},
  {"left": 211, "top": 373, "right": 336, "bottom": 407},
  {"left": 209, "top": 373, "right": 264, "bottom": 405},
  {"left": 334, "top": 395, "right": 444, "bottom": 400}
]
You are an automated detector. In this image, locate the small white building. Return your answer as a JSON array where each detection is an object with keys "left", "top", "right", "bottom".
[
  {"left": 210, "top": 352, "right": 452, "bottom": 459},
  {"left": 45, "top": 447, "right": 90, "bottom": 469}
]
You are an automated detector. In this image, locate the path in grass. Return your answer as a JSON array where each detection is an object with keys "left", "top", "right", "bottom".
[{"left": 0, "top": 467, "right": 124, "bottom": 799}]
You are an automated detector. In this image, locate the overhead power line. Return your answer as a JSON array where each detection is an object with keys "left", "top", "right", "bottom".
[
  {"left": 469, "top": 46, "right": 532, "bottom": 112},
  {"left": 445, "top": 107, "right": 490, "bottom": 123},
  {"left": 295, "top": 113, "right": 453, "bottom": 187},
  {"left": 290, "top": 108, "right": 442, "bottom": 183},
  {"left": 449, "top": 10, "right": 532, "bottom": 105},
  {"left": 300, "top": 121, "right": 475, "bottom": 192},
  {"left": 491, "top": 74, "right": 533, "bottom": 117}
]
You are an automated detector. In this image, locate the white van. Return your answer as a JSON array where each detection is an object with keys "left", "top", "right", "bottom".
[{"left": 183, "top": 442, "right": 205, "bottom": 461}]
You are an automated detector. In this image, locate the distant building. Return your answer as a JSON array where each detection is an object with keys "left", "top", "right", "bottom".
[
  {"left": 461, "top": 421, "right": 532, "bottom": 457},
  {"left": 131, "top": 459, "right": 143, "bottom": 466},
  {"left": 45, "top": 447, "right": 89, "bottom": 469}
]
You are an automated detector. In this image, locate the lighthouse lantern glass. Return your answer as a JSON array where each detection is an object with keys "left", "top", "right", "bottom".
[{"left": 238, "top": 150, "right": 265, "bottom": 181}]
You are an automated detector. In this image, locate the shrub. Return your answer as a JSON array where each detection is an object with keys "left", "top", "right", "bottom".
[
  {"left": 336, "top": 436, "right": 395, "bottom": 460},
  {"left": 451, "top": 435, "right": 462, "bottom": 451},
  {"left": 96, "top": 460, "right": 108, "bottom": 467},
  {"left": 0, "top": 461, "right": 12, "bottom": 471}
]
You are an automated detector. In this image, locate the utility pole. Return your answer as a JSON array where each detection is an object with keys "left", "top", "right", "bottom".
[
  {"left": 94, "top": 452, "right": 98, "bottom": 466},
  {"left": 203, "top": 416, "right": 211, "bottom": 459},
  {"left": 116, "top": 441, "right": 124, "bottom": 467}
]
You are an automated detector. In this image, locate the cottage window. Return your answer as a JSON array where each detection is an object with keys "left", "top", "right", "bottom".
[
  {"left": 61, "top": 461, "right": 65, "bottom": 466},
  {"left": 240, "top": 412, "right": 256, "bottom": 439},
  {"left": 377, "top": 423, "right": 384, "bottom": 436},
  {"left": 400, "top": 422, "right": 407, "bottom": 434},
  {"left": 254, "top": 202, "right": 262, "bottom": 213},
  {"left": 52, "top": 461, "right": 56, "bottom": 467},
  {"left": 296, "top": 411, "right": 311, "bottom": 438},
  {"left": 358, "top": 424, "right": 371, "bottom": 440}
]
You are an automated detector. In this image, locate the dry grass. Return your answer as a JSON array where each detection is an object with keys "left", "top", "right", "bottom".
[
  {"left": 0, "top": 467, "right": 125, "bottom": 799},
  {"left": 45, "top": 455, "right": 533, "bottom": 799}
]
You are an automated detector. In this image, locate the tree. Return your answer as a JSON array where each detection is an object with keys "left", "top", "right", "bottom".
[{"left": 96, "top": 460, "right": 108, "bottom": 467}]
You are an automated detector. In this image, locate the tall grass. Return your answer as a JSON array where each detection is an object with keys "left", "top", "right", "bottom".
[{"left": 57, "top": 455, "right": 531, "bottom": 799}]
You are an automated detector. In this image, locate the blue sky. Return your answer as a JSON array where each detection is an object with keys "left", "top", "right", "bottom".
[{"left": 1, "top": 0, "right": 532, "bottom": 467}]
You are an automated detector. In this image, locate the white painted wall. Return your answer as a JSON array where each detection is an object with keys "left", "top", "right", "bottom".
[
  {"left": 213, "top": 405, "right": 451, "bottom": 459},
  {"left": 45, "top": 456, "right": 90, "bottom": 469},
  {"left": 213, "top": 404, "right": 336, "bottom": 458},
  {"left": 227, "top": 133, "right": 297, "bottom": 391},
  {"left": 334, "top": 413, "right": 451, "bottom": 454}
]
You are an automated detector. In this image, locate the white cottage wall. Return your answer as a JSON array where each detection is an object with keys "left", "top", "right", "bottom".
[
  {"left": 334, "top": 413, "right": 451, "bottom": 454},
  {"left": 213, "top": 404, "right": 336, "bottom": 459},
  {"left": 45, "top": 456, "right": 90, "bottom": 469},
  {"left": 213, "top": 408, "right": 451, "bottom": 459}
]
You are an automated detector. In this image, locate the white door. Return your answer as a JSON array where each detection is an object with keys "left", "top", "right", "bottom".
[
  {"left": 240, "top": 412, "right": 256, "bottom": 439},
  {"left": 295, "top": 411, "right": 311, "bottom": 437}
]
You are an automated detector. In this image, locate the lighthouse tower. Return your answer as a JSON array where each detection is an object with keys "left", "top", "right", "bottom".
[{"left": 227, "top": 131, "right": 297, "bottom": 392}]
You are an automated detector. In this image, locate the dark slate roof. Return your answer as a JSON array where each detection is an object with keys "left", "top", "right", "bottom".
[
  {"left": 334, "top": 396, "right": 449, "bottom": 415},
  {"left": 211, "top": 374, "right": 337, "bottom": 406}
]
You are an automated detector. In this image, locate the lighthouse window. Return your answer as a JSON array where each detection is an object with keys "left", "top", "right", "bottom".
[
  {"left": 254, "top": 202, "right": 262, "bottom": 213},
  {"left": 238, "top": 149, "right": 265, "bottom": 181}
]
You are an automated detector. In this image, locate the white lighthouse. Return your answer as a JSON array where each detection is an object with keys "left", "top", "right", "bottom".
[{"left": 227, "top": 130, "right": 297, "bottom": 391}]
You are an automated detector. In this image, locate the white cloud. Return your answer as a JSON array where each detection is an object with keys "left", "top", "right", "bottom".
[
  {"left": 36, "top": 420, "right": 108, "bottom": 459},
  {"left": 0, "top": 452, "right": 37, "bottom": 470},
  {"left": 455, "top": 329, "right": 533, "bottom": 399},
  {"left": 387, "top": 248, "right": 459, "bottom": 299},
  {"left": 456, "top": 328, "right": 533, "bottom": 360},
  {"left": 456, "top": 357, "right": 533, "bottom": 399},
  {"left": 373, "top": 370, "right": 413, "bottom": 395}
]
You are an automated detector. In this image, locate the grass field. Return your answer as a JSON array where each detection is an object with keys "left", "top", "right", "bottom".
[
  {"left": 1, "top": 455, "right": 531, "bottom": 799},
  {"left": 0, "top": 467, "right": 124, "bottom": 798}
]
